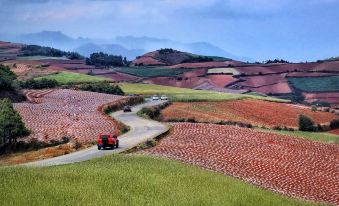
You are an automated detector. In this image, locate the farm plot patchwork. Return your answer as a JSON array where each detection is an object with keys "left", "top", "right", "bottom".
[
  {"left": 288, "top": 76, "right": 339, "bottom": 92},
  {"left": 161, "top": 99, "right": 337, "bottom": 128},
  {"left": 35, "top": 72, "right": 112, "bottom": 84},
  {"left": 303, "top": 92, "right": 339, "bottom": 105},
  {"left": 146, "top": 123, "right": 339, "bottom": 205},
  {"left": 14, "top": 89, "right": 126, "bottom": 143},
  {"left": 113, "top": 67, "right": 193, "bottom": 77}
]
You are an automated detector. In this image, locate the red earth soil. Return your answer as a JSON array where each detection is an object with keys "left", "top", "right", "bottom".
[
  {"left": 14, "top": 89, "right": 127, "bottom": 143},
  {"left": 161, "top": 99, "right": 337, "bottom": 128},
  {"left": 243, "top": 82, "right": 292, "bottom": 94},
  {"left": 240, "top": 74, "right": 287, "bottom": 87},
  {"left": 303, "top": 92, "right": 339, "bottom": 104},
  {"left": 329, "top": 129, "right": 339, "bottom": 135},
  {"left": 312, "top": 61, "right": 339, "bottom": 72},
  {"left": 132, "top": 56, "right": 166, "bottom": 66},
  {"left": 181, "top": 68, "right": 206, "bottom": 78},
  {"left": 206, "top": 75, "right": 239, "bottom": 87},
  {"left": 235, "top": 63, "right": 319, "bottom": 75},
  {"left": 146, "top": 123, "right": 339, "bottom": 205},
  {"left": 39, "top": 59, "right": 95, "bottom": 70}
]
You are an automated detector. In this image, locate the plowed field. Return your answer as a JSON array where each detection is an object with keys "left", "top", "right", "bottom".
[
  {"left": 146, "top": 123, "right": 339, "bottom": 205},
  {"left": 14, "top": 89, "right": 126, "bottom": 143},
  {"left": 161, "top": 99, "right": 337, "bottom": 127}
]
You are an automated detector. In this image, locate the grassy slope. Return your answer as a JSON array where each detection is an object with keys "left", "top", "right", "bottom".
[
  {"left": 0, "top": 155, "right": 319, "bottom": 206},
  {"left": 35, "top": 72, "right": 111, "bottom": 84},
  {"left": 258, "top": 128, "right": 339, "bottom": 143},
  {"left": 288, "top": 76, "right": 339, "bottom": 92},
  {"left": 119, "top": 83, "right": 289, "bottom": 102},
  {"left": 113, "top": 67, "right": 193, "bottom": 77}
]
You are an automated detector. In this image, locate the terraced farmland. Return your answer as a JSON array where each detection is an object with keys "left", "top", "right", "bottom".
[
  {"left": 161, "top": 99, "right": 336, "bottom": 128},
  {"left": 14, "top": 89, "right": 127, "bottom": 143},
  {"left": 35, "top": 72, "right": 112, "bottom": 84},
  {"left": 113, "top": 67, "right": 193, "bottom": 77},
  {"left": 289, "top": 76, "right": 339, "bottom": 92},
  {"left": 146, "top": 123, "right": 339, "bottom": 205}
]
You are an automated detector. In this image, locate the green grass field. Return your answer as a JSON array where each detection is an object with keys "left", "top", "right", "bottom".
[
  {"left": 258, "top": 128, "right": 339, "bottom": 143},
  {"left": 113, "top": 67, "right": 193, "bottom": 77},
  {"left": 119, "top": 83, "right": 289, "bottom": 102},
  {"left": 0, "top": 155, "right": 319, "bottom": 206},
  {"left": 288, "top": 76, "right": 339, "bottom": 92},
  {"left": 35, "top": 72, "right": 111, "bottom": 84}
]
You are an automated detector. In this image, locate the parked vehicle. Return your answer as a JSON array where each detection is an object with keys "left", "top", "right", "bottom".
[
  {"left": 97, "top": 134, "right": 119, "bottom": 150},
  {"left": 123, "top": 105, "right": 132, "bottom": 112},
  {"left": 152, "top": 95, "right": 159, "bottom": 100},
  {"left": 160, "top": 95, "right": 168, "bottom": 100}
]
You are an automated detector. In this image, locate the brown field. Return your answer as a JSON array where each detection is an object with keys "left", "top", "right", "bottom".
[
  {"left": 146, "top": 123, "right": 339, "bottom": 205},
  {"left": 303, "top": 92, "right": 339, "bottom": 105},
  {"left": 244, "top": 82, "right": 292, "bottom": 94},
  {"left": 161, "top": 99, "right": 337, "bottom": 127},
  {"left": 14, "top": 89, "right": 127, "bottom": 144}
]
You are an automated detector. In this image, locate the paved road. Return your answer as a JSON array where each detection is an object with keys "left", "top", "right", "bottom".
[{"left": 23, "top": 100, "right": 169, "bottom": 167}]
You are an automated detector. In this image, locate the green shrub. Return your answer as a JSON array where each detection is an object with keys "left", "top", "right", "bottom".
[
  {"left": 0, "top": 99, "right": 30, "bottom": 152},
  {"left": 298, "top": 114, "right": 316, "bottom": 131},
  {"left": 330, "top": 119, "right": 339, "bottom": 129},
  {"left": 79, "top": 82, "right": 124, "bottom": 95},
  {"left": 0, "top": 65, "right": 16, "bottom": 90},
  {"left": 20, "top": 78, "right": 59, "bottom": 89},
  {"left": 311, "top": 105, "right": 317, "bottom": 112}
]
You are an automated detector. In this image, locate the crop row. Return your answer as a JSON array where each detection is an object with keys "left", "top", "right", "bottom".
[
  {"left": 14, "top": 89, "right": 126, "bottom": 143},
  {"left": 146, "top": 123, "right": 339, "bottom": 205}
]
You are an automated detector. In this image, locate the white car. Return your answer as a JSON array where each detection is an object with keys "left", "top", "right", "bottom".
[
  {"left": 152, "top": 95, "right": 159, "bottom": 100},
  {"left": 160, "top": 95, "right": 168, "bottom": 100}
]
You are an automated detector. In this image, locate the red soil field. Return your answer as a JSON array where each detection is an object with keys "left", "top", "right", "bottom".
[
  {"left": 39, "top": 59, "right": 95, "bottom": 70},
  {"left": 132, "top": 56, "right": 166, "bottom": 66},
  {"left": 244, "top": 82, "right": 292, "bottom": 94},
  {"left": 14, "top": 89, "right": 127, "bottom": 144},
  {"left": 303, "top": 92, "right": 339, "bottom": 104},
  {"left": 146, "top": 123, "right": 339, "bottom": 205},
  {"left": 235, "top": 63, "right": 319, "bottom": 75},
  {"left": 329, "top": 129, "right": 339, "bottom": 135},
  {"left": 312, "top": 61, "right": 339, "bottom": 72},
  {"left": 161, "top": 99, "right": 337, "bottom": 128},
  {"left": 181, "top": 68, "right": 206, "bottom": 78},
  {"left": 205, "top": 75, "right": 239, "bottom": 87},
  {"left": 240, "top": 74, "right": 287, "bottom": 87}
]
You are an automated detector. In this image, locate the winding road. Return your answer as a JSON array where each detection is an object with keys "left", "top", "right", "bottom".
[{"left": 24, "top": 100, "right": 169, "bottom": 167}]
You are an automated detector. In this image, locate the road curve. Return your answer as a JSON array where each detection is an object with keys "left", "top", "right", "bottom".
[{"left": 23, "top": 100, "right": 169, "bottom": 167}]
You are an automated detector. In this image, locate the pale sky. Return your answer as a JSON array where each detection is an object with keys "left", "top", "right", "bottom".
[{"left": 1, "top": 0, "right": 339, "bottom": 61}]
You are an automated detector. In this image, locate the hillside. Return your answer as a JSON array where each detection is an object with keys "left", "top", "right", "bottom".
[{"left": 132, "top": 48, "right": 232, "bottom": 66}]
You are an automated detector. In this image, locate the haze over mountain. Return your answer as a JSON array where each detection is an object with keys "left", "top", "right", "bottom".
[
  {"left": 1, "top": 31, "right": 252, "bottom": 61},
  {"left": 1, "top": 0, "right": 339, "bottom": 61}
]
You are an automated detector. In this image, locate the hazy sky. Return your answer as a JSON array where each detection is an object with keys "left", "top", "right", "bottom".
[{"left": 1, "top": 0, "right": 339, "bottom": 61}]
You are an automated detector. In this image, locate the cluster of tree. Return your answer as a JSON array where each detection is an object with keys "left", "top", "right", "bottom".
[
  {"left": 298, "top": 114, "right": 339, "bottom": 132},
  {"left": 158, "top": 48, "right": 176, "bottom": 54},
  {"left": 86, "top": 52, "right": 126, "bottom": 67},
  {"left": 79, "top": 82, "right": 124, "bottom": 95},
  {"left": 19, "top": 45, "right": 84, "bottom": 60},
  {"left": 0, "top": 99, "right": 30, "bottom": 152},
  {"left": 182, "top": 55, "right": 214, "bottom": 63},
  {"left": 264, "top": 59, "right": 289, "bottom": 64},
  {"left": 19, "top": 78, "right": 59, "bottom": 89},
  {"left": 0, "top": 65, "right": 16, "bottom": 90}
]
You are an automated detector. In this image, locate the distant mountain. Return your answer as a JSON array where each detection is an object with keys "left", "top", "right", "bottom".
[
  {"left": 0, "top": 31, "right": 252, "bottom": 61},
  {"left": 74, "top": 43, "right": 145, "bottom": 60},
  {"left": 115, "top": 36, "right": 253, "bottom": 62}
]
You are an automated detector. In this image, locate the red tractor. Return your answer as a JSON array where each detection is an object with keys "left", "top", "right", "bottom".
[{"left": 97, "top": 134, "right": 119, "bottom": 150}]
